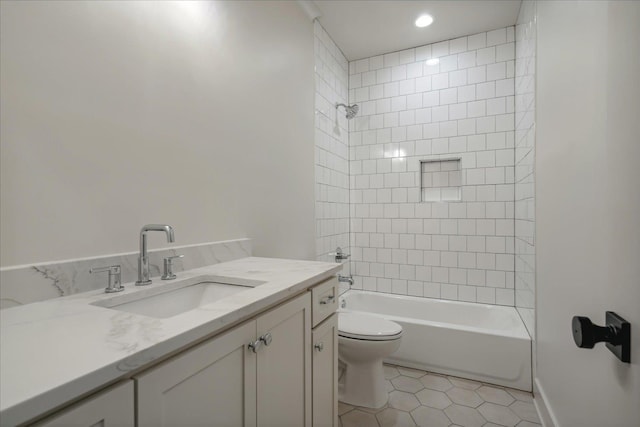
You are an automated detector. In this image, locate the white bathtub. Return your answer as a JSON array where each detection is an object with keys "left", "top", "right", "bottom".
[{"left": 340, "top": 290, "right": 532, "bottom": 391}]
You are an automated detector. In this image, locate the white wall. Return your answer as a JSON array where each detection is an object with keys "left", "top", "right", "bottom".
[
  {"left": 347, "top": 28, "right": 517, "bottom": 305},
  {"left": 535, "top": 1, "right": 640, "bottom": 426},
  {"left": 0, "top": 1, "right": 315, "bottom": 266}
]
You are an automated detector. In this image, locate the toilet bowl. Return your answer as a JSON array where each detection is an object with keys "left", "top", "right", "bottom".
[{"left": 338, "top": 311, "right": 403, "bottom": 408}]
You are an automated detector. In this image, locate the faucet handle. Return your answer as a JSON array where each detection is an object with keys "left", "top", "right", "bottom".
[
  {"left": 90, "top": 265, "right": 123, "bottom": 293},
  {"left": 329, "top": 247, "right": 350, "bottom": 263},
  {"left": 162, "top": 255, "right": 184, "bottom": 280}
]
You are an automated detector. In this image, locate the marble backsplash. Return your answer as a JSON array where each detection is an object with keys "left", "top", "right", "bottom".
[{"left": 0, "top": 238, "right": 252, "bottom": 309}]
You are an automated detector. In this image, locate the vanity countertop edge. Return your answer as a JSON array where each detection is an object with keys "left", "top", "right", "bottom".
[{"left": 0, "top": 256, "right": 342, "bottom": 426}]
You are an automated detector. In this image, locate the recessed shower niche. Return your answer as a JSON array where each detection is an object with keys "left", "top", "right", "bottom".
[{"left": 420, "top": 158, "right": 462, "bottom": 202}]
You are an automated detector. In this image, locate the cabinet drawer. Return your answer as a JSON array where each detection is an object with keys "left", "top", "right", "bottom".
[{"left": 311, "top": 277, "right": 339, "bottom": 327}]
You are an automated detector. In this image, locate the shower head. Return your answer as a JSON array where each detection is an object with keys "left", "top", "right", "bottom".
[{"left": 336, "top": 103, "right": 359, "bottom": 120}]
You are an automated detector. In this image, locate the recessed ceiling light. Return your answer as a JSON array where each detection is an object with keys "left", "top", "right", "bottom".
[
  {"left": 426, "top": 58, "right": 440, "bottom": 66},
  {"left": 415, "top": 14, "right": 434, "bottom": 28}
]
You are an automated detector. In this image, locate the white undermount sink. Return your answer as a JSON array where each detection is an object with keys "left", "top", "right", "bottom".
[{"left": 93, "top": 276, "right": 261, "bottom": 319}]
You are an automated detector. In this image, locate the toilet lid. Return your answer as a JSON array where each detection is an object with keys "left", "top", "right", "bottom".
[{"left": 338, "top": 312, "right": 402, "bottom": 341}]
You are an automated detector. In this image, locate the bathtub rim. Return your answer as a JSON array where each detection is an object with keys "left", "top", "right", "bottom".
[{"left": 340, "top": 289, "right": 531, "bottom": 341}]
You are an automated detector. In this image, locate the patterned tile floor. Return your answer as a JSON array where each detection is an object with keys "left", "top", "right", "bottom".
[{"left": 339, "top": 364, "right": 541, "bottom": 427}]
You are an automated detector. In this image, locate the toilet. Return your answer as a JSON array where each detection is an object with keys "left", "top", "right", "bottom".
[{"left": 338, "top": 311, "right": 403, "bottom": 408}]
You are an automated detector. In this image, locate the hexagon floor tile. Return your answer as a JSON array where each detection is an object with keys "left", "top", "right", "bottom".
[
  {"left": 516, "top": 422, "right": 544, "bottom": 427},
  {"left": 446, "top": 387, "right": 484, "bottom": 408},
  {"left": 341, "top": 409, "right": 379, "bottom": 427},
  {"left": 397, "top": 367, "right": 427, "bottom": 378},
  {"left": 444, "top": 404, "right": 485, "bottom": 427},
  {"left": 410, "top": 405, "right": 451, "bottom": 427},
  {"left": 388, "top": 391, "right": 421, "bottom": 412},
  {"left": 339, "top": 364, "right": 541, "bottom": 427},
  {"left": 376, "top": 408, "right": 417, "bottom": 427},
  {"left": 448, "top": 376, "right": 482, "bottom": 390},
  {"left": 391, "top": 376, "right": 425, "bottom": 393},
  {"left": 477, "top": 402, "right": 521, "bottom": 427},
  {"left": 383, "top": 365, "right": 401, "bottom": 380},
  {"left": 476, "top": 385, "right": 516, "bottom": 406},
  {"left": 419, "top": 374, "right": 454, "bottom": 392},
  {"left": 510, "top": 400, "right": 541, "bottom": 423},
  {"left": 415, "top": 388, "right": 452, "bottom": 410}
]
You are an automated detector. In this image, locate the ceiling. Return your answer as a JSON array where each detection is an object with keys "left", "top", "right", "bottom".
[{"left": 313, "top": 1, "right": 522, "bottom": 61}]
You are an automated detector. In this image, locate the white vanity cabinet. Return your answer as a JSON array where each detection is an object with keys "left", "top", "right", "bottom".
[
  {"left": 310, "top": 277, "right": 339, "bottom": 427},
  {"left": 32, "top": 381, "right": 134, "bottom": 427},
  {"left": 18, "top": 275, "right": 340, "bottom": 427},
  {"left": 256, "top": 292, "right": 312, "bottom": 427},
  {"left": 312, "top": 313, "right": 339, "bottom": 427},
  {"left": 135, "top": 321, "right": 257, "bottom": 427},
  {"left": 135, "top": 292, "right": 312, "bottom": 427}
]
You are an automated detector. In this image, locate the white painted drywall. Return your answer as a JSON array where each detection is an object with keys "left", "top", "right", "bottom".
[
  {"left": 0, "top": 1, "right": 315, "bottom": 266},
  {"left": 535, "top": 1, "right": 640, "bottom": 425}
]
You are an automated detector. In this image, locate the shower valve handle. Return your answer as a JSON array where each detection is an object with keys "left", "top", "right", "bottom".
[{"left": 330, "top": 247, "right": 350, "bottom": 263}]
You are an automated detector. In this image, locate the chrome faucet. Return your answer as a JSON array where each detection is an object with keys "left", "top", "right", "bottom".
[{"left": 135, "top": 224, "right": 175, "bottom": 286}]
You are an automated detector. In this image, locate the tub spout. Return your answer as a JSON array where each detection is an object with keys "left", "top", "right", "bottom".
[{"left": 338, "top": 274, "right": 354, "bottom": 285}]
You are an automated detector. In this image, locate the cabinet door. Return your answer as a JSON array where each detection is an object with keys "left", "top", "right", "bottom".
[
  {"left": 33, "top": 381, "right": 134, "bottom": 427},
  {"left": 136, "top": 321, "right": 257, "bottom": 427},
  {"left": 256, "top": 293, "right": 311, "bottom": 427},
  {"left": 312, "top": 313, "right": 338, "bottom": 427}
]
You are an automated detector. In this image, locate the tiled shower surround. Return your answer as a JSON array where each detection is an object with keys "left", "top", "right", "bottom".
[
  {"left": 314, "top": 21, "right": 350, "bottom": 276},
  {"left": 515, "top": 1, "right": 537, "bottom": 335},
  {"left": 347, "top": 28, "right": 517, "bottom": 305}
]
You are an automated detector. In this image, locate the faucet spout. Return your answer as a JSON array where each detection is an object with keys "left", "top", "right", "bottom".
[
  {"left": 139, "top": 224, "right": 174, "bottom": 253},
  {"left": 136, "top": 224, "right": 175, "bottom": 286}
]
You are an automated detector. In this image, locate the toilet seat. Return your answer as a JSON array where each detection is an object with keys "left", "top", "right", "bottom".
[{"left": 338, "top": 312, "right": 403, "bottom": 341}]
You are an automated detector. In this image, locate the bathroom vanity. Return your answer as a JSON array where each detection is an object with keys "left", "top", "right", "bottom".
[{"left": 0, "top": 257, "right": 341, "bottom": 427}]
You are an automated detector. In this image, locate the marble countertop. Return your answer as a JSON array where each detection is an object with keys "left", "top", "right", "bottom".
[{"left": 0, "top": 257, "right": 341, "bottom": 426}]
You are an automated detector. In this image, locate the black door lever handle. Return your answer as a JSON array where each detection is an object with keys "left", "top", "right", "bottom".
[{"left": 571, "top": 312, "right": 630, "bottom": 363}]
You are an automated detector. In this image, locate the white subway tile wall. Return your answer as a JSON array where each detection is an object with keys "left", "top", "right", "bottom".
[
  {"left": 347, "top": 27, "right": 516, "bottom": 305},
  {"left": 515, "top": 2, "right": 536, "bottom": 334},
  {"left": 421, "top": 159, "right": 462, "bottom": 202},
  {"left": 314, "top": 22, "right": 351, "bottom": 275}
]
